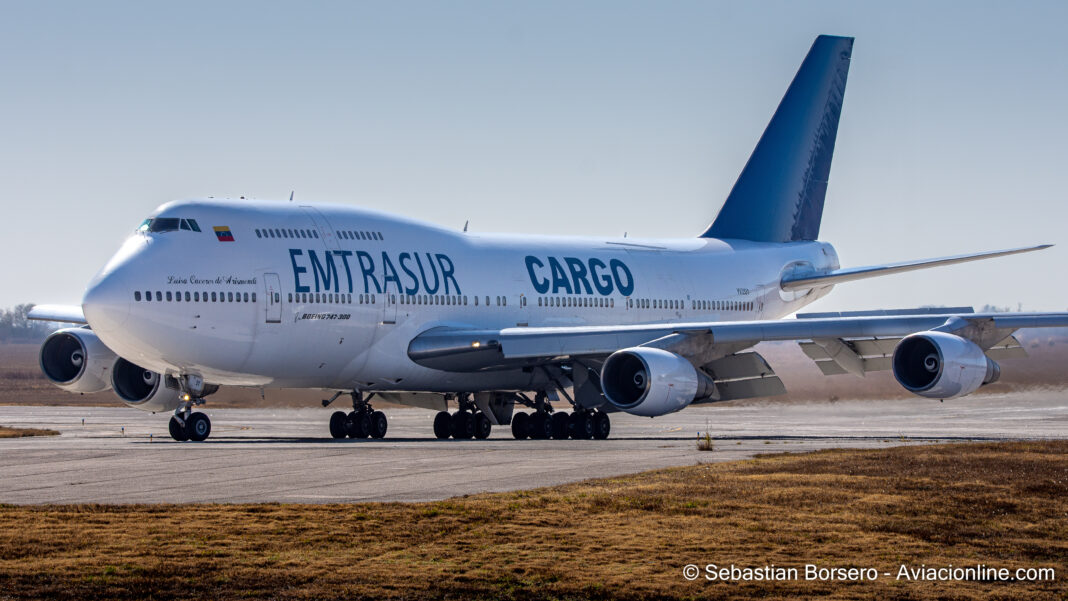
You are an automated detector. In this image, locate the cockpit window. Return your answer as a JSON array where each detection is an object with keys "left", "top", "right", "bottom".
[
  {"left": 148, "top": 218, "right": 180, "bottom": 232},
  {"left": 140, "top": 217, "right": 202, "bottom": 233}
]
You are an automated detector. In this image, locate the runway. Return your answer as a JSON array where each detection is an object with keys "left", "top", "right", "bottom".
[{"left": 1, "top": 392, "right": 1065, "bottom": 504}]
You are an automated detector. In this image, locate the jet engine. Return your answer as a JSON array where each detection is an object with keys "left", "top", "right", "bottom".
[
  {"left": 600, "top": 347, "right": 714, "bottom": 417},
  {"left": 892, "top": 331, "right": 1000, "bottom": 399},
  {"left": 39, "top": 328, "right": 116, "bottom": 393},
  {"left": 111, "top": 357, "right": 181, "bottom": 412}
]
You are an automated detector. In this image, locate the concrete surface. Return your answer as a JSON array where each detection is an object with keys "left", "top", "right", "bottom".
[{"left": 0, "top": 392, "right": 1065, "bottom": 504}]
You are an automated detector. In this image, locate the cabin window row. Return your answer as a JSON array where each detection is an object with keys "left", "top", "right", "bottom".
[
  {"left": 338, "top": 230, "right": 384, "bottom": 241},
  {"left": 692, "top": 299, "right": 753, "bottom": 312},
  {"left": 289, "top": 292, "right": 358, "bottom": 304},
  {"left": 134, "top": 290, "right": 255, "bottom": 303},
  {"left": 538, "top": 296, "right": 614, "bottom": 308},
  {"left": 256, "top": 228, "right": 320, "bottom": 239}
]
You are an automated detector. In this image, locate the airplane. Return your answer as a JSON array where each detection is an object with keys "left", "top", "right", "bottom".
[{"left": 29, "top": 35, "right": 1068, "bottom": 443}]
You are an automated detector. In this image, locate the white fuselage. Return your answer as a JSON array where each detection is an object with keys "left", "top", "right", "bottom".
[{"left": 81, "top": 199, "right": 839, "bottom": 392}]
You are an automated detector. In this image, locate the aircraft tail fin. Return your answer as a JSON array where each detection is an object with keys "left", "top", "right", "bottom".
[{"left": 701, "top": 35, "right": 853, "bottom": 243}]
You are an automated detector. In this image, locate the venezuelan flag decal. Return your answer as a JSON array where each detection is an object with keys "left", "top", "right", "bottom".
[{"left": 213, "top": 226, "right": 235, "bottom": 242}]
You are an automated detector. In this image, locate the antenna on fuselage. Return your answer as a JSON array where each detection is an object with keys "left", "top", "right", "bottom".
[
  {"left": 463, "top": 220, "right": 469, "bottom": 232},
  {"left": 289, "top": 191, "right": 295, "bottom": 202}
]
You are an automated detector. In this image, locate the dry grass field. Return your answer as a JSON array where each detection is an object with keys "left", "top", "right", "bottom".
[
  {"left": 0, "top": 425, "right": 58, "bottom": 438},
  {"left": 0, "top": 441, "right": 1064, "bottom": 600}
]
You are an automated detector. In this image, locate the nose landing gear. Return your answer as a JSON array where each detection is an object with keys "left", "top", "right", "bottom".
[{"left": 168, "top": 375, "right": 212, "bottom": 442}]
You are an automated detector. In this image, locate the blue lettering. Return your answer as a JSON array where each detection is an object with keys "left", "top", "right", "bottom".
[
  {"left": 289, "top": 249, "right": 309, "bottom": 293},
  {"left": 309, "top": 250, "right": 339, "bottom": 293},
  {"left": 356, "top": 251, "right": 382, "bottom": 294},
  {"left": 398, "top": 253, "right": 420, "bottom": 295},
  {"left": 610, "top": 258, "right": 634, "bottom": 296},
  {"left": 548, "top": 257, "right": 572, "bottom": 294},
  {"left": 436, "top": 254, "right": 461, "bottom": 294},
  {"left": 564, "top": 257, "right": 592, "bottom": 295},
  {"left": 381, "top": 252, "right": 402, "bottom": 294},
  {"left": 416, "top": 253, "right": 440, "bottom": 294},
  {"left": 589, "top": 258, "right": 612, "bottom": 295},
  {"left": 334, "top": 250, "right": 354, "bottom": 293},
  {"left": 526, "top": 256, "right": 549, "bottom": 294}
]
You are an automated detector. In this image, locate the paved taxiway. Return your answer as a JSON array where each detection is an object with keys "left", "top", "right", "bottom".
[{"left": 1, "top": 393, "right": 1065, "bottom": 504}]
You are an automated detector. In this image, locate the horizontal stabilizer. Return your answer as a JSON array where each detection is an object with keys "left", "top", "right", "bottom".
[
  {"left": 781, "top": 245, "right": 1052, "bottom": 292},
  {"left": 27, "top": 304, "right": 86, "bottom": 324}
]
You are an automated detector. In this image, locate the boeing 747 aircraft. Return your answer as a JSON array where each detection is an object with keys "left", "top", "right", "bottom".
[{"left": 30, "top": 35, "right": 1067, "bottom": 442}]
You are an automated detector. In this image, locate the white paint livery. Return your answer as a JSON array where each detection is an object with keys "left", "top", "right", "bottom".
[{"left": 27, "top": 35, "right": 1068, "bottom": 442}]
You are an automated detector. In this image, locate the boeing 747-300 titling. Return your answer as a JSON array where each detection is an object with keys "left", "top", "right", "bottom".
[{"left": 30, "top": 35, "right": 1068, "bottom": 442}]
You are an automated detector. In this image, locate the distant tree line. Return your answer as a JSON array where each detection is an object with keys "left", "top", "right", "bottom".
[{"left": 0, "top": 304, "right": 60, "bottom": 343}]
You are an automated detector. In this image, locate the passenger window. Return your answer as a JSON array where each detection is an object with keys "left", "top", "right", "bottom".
[
  {"left": 155, "top": 291, "right": 162, "bottom": 301},
  {"left": 134, "top": 291, "right": 141, "bottom": 301},
  {"left": 211, "top": 292, "right": 217, "bottom": 302}
]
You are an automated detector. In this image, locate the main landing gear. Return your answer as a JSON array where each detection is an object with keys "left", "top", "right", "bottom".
[
  {"left": 512, "top": 409, "right": 610, "bottom": 440},
  {"left": 328, "top": 391, "right": 388, "bottom": 440},
  {"left": 433, "top": 394, "right": 493, "bottom": 440},
  {"left": 509, "top": 393, "right": 610, "bottom": 440}
]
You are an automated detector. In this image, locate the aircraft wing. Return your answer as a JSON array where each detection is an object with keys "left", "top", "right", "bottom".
[
  {"left": 780, "top": 245, "right": 1051, "bottom": 291},
  {"left": 409, "top": 309, "right": 1068, "bottom": 373},
  {"left": 26, "top": 304, "right": 86, "bottom": 324}
]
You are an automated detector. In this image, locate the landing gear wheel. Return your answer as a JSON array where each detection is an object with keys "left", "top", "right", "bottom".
[
  {"left": 593, "top": 411, "right": 611, "bottom": 440},
  {"left": 329, "top": 411, "right": 349, "bottom": 439},
  {"left": 451, "top": 410, "right": 475, "bottom": 439},
  {"left": 551, "top": 412, "right": 570, "bottom": 440},
  {"left": 433, "top": 411, "right": 452, "bottom": 439},
  {"left": 570, "top": 412, "right": 594, "bottom": 440},
  {"left": 348, "top": 411, "right": 370, "bottom": 438},
  {"left": 186, "top": 412, "right": 211, "bottom": 442},
  {"left": 369, "top": 411, "right": 388, "bottom": 439},
  {"left": 474, "top": 412, "right": 492, "bottom": 439},
  {"left": 530, "top": 412, "right": 553, "bottom": 440},
  {"left": 169, "top": 416, "right": 189, "bottom": 442},
  {"left": 511, "top": 412, "right": 529, "bottom": 440}
]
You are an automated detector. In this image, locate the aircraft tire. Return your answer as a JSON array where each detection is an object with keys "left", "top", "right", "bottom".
[
  {"left": 530, "top": 412, "right": 552, "bottom": 440},
  {"left": 593, "top": 412, "right": 611, "bottom": 440},
  {"left": 511, "top": 412, "right": 529, "bottom": 440},
  {"left": 550, "top": 412, "right": 570, "bottom": 440},
  {"left": 186, "top": 412, "right": 211, "bottom": 442},
  {"left": 169, "top": 416, "right": 189, "bottom": 442},
  {"left": 451, "top": 410, "right": 475, "bottom": 439},
  {"left": 369, "top": 411, "right": 388, "bottom": 439},
  {"left": 348, "top": 411, "right": 370, "bottom": 439},
  {"left": 433, "top": 411, "right": 451, "bottom": 439},
  {"left": 474, "top": 412, "right": 492, "bottom": 439},
  {"left": 329, "top": 411, "right": 349, "bottom": 439},
  {"left": 571, "top": 412, "right": 594, "bottom": 440}
]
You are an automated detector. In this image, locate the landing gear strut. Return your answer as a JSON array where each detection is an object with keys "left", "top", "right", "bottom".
[
  {"left": 329, "top": 391, "right": 387, "bottom": 440},
  {"left": 433, "top": 394, "right": 493, "bottom": 440},
  {"left": 168, "top": 376, "right": 212, "bottom": 442}
]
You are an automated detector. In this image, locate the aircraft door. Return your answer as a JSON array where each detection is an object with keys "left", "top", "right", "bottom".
[{"left": 264, "top": 273, "right": 282, "bottom": 323}]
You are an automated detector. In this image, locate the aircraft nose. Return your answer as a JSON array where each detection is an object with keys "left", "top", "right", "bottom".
[{"left": 82, "top": 236, "right": 145, "bottom": 334}]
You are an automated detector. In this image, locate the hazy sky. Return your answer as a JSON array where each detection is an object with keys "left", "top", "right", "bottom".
[{"left": 2, "top": 1, "right": 1066, "bottom": 312}]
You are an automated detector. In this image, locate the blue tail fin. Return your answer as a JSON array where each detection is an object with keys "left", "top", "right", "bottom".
[{"left": 701, "top": 35, "right": 853, "bottom": 242}]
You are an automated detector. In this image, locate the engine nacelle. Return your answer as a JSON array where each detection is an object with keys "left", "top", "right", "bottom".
[
  {"left": 600, "top": 347, "right": 713, "bottom": 417},
  {"left": 111, "top": 357, "right": 181, "bottom": 412},
  {"left": 892, "top": 331, "right": 1000, "bottom": 399},
  {"left": 39, "top": 328, "right": 117, "bottom": 394}
]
